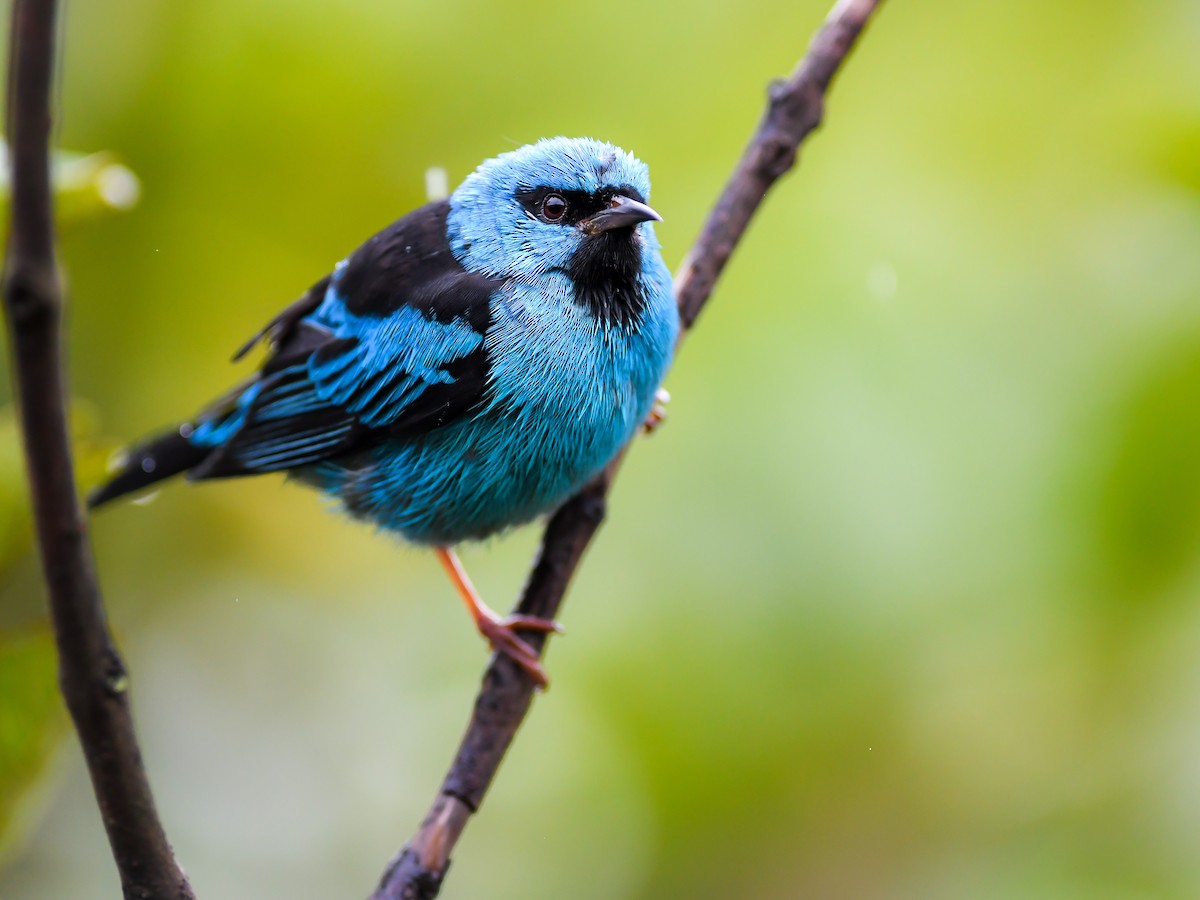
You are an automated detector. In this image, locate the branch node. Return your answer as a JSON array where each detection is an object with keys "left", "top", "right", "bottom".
[
  {"left": 106, "top": 670, "right": 131, "bottom": 697},
  {"left": 767, "top": 77, "right": 791, "bottom": 103},
  {"left": 2, "top": 266, "right": 59, "bottom": 326},
  {"left": 759, "top": 135, "right": 801, "bottom": 181}
]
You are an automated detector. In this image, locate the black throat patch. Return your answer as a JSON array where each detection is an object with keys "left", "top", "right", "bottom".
[
  {"left": 515, "top": 185, "right": 651, "bottom": 330},
  {"left": 567, "top": 229, "right": 647, "bottom": 330}
]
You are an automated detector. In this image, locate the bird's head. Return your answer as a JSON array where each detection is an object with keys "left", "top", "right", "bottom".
[{"left": 447, "top": 137, "right": 660, "bottom": 283}]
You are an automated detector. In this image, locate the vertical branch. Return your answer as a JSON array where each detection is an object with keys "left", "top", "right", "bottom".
[
  {"left": 371, "top": 1, "right": 886, "bottom": 897},
  {"left": 3, "top": 1, "right": 195, "bottom": 897}
]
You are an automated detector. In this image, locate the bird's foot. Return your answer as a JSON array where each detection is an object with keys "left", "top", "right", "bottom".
[
  {"left": 642, "top": 388, "right": 671, "bottom": 435},
  {"left": 474, "top": 609, "right": 562, "bottom": 688},
  {"left": 436, "top": 546, "right": 562, "bottom": 688}
]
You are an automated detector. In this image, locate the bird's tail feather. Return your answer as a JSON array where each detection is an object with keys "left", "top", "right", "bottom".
[{"left": 88, "top": 427, "right": 208, "bottom": 509}]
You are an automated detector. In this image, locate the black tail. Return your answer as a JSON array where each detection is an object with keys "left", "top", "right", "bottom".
[{"left": 88, "top": 427, "right": 209, "bottom": 509}]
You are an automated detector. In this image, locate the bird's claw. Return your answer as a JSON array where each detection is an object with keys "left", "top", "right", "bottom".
[
  {"left": 477, "top": 613, "right": 562, "bottom": 689},
  {"left": 642, "top": 388, "right": 670, "bottom": 435}
]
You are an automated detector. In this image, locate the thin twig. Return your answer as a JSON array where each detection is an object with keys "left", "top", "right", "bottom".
[
  {"left": 2, "top": 1, "right": 195, "bottom": 897},
  {"left": 370, "top": 1, "right": 887, "bottom": 897}
]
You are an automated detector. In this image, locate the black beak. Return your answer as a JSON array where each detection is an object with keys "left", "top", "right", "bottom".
[{"left": 580, "top": 195, "right": 662, "bottom": 235}]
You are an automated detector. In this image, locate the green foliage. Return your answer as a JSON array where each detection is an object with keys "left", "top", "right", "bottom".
[
  {"left": 0, "top": 627, "right": 64, "bottom": 867},
  {"left": 0, "top": 405, "right": 116, "bottom": 576},
  {"left": 1096, "top": 335, "right": 1200, "bottom": 599}
]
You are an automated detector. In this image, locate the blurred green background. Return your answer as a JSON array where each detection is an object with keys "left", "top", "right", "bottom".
[{"left": 2, "top": 0, "right": 1200, "bottom": 897}]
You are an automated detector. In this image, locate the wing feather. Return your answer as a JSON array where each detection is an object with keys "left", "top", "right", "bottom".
[{"left": 188, "top": 200, "right": 500, "bottom": 478}]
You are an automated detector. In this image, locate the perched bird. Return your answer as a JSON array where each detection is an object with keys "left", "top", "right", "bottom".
[{"left": 89, "top": 137, "right": 679, "bottom": 686}]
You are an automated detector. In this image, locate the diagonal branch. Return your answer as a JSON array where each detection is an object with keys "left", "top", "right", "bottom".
[
  {"left": 2, "top": 1, "right": 195, "bottom": 897},
  {"left": 370, "top": 1, "right": 887, "bottom": 897}
]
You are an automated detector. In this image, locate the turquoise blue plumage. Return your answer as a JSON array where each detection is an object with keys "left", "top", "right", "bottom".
[{"left": 90, "top": 137, "right": 678, "bottom": 682}]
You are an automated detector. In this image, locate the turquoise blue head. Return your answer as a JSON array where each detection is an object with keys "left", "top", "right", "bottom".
[{"left": 447, "top": 137, "right": 661, "bottom": 280}]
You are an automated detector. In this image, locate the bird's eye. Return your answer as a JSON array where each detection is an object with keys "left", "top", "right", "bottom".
[{"left": 541, "top": 193, "right": 568, "bottom": 222}]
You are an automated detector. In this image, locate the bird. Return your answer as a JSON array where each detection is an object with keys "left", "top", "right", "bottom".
[{"left": 88, "top": 137, "right": 680, "bottom": 687}]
